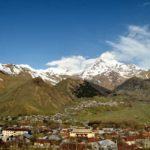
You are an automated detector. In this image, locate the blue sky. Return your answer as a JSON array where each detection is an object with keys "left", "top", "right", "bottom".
[{"left": 0, "top": 0, "right": 150, "bottom": 69}]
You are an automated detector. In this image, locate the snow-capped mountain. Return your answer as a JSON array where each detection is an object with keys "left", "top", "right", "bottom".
[
  {"left": 0, "top": 53, "right": 148, "bottom": 89},
  {"left": 81, "top": 52, "right": 142, "bottom": 79},
  {"left": 80, "top": 52, "right": 143, "bottom": 89},
  {"left": 0, "top": 64, "right": 62, "bottom": 85}
]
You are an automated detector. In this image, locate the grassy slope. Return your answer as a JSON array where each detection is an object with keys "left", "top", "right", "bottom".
[
  {"left": 75, "top": 102, "right": 150, "bottom": 123},
  {"left": 71, "top": 96, "right": 150, "bottom": 125},
  {"left": 0, "top": 76, "right": 71, "bottom": 116}
]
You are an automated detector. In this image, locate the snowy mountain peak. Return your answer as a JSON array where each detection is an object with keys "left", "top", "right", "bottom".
[{"left": 81, "top": 52, "right": 141, "bottom": 79}]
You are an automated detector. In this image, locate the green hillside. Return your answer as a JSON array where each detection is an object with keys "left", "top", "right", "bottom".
[
  {"left": 66, "top": 96, "right": 150, "bottom": 127},
  {"left": 0, "top": 77, "right": 71, "bottom": 116}
]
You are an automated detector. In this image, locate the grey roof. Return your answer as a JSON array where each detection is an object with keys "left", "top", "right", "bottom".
[
  {"left": 49, "top": 135, "right": 61, "bottom": 141},
  {"left": 23, "top": 133, "right": 32, "bottom": 139},
  {"left": 98, "top": 140, "right": 115, "bottom": 146}
]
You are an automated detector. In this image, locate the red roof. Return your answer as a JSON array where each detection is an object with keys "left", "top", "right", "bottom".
[
  {"left": 4, "top": 128, "right": 30, "bottom": 131},
  {"left": 60, "top": 143, "right": 86, "bottom": 150},
  {"left": 125, "top": 135, "right": 145, "bottom": 141},
  {"left": 88, "top": 138, "right": 99, "bottom": 143},
  {"left": 143, "top": 132, "right": 150, "bottom": 137},
  {"left": 118, "top": 143, "right": 141, "bottom": 150}
]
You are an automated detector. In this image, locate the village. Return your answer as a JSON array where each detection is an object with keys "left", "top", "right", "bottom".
[{"left": 0, "top": 115, "right": 150, "bottom": 150}]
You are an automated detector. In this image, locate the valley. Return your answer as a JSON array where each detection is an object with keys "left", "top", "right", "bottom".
[
  {"left": 0, "top": 60, "right": 150, "bottom": 126},
  {"left": 1, "top": 62, "right": 150, "bottom": 150}
]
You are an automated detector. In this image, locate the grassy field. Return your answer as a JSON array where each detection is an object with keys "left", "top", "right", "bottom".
[{"left": 72, "top": 99, "right": 150, "bottom": 126}]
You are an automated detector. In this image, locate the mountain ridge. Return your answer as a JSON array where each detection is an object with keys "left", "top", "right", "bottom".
[{"left": 0, "top": 52, "right": 150, "bottom": 90}]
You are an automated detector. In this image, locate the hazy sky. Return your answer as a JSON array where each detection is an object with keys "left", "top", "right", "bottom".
[{"left": 0, "top": 0, "right": 150, "bottom": 68}]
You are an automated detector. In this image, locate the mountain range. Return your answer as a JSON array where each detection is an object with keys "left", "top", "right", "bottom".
[
  {"left": 0, "top": 53, "right": 149, "bottom": 90},
  {"left": 0, "top": 54, "right": 150, "bottom": 116}
]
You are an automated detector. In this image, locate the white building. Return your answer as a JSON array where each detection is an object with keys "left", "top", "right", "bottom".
[
  {"left": 70, "top": 128, "right": 95, "bottom": 138},
  {"left": 2, "top": 128, "right": 29, "bottom": 137}
]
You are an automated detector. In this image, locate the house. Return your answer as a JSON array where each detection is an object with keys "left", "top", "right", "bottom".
[
  {"left": 118, "top": 143, "right": 138, "bottom": 150},
  {"left": 60, "top": 128, "right": 70, "bottom": 138},
  {"left": 23, "top": 133, "right": 32, "bottom": 143},
  {"left": 102, "top": 128, "right": 115, "bottom": 134},
  {"left": 70, "top": 128, "right": 95, "bottom": 138},
  {"left": 143, "top": 131, "right": 150, "bottom": 138},
  {"left": 49, "top": 135, "right": 62, "bottom": 141},
  {"left": 99, "top": 130, "right": 105, "bottom": 135},
  {"left": 60, "top": 141, "right": 86, "bottom": 150},
  {"left": 127, "top": 134, "right": 150, "bottom": 149},
  {"left": 141, "top": 138, "right": 150, "bottom": 149},
  {"left": 60, "top": 128, "right": 70, "bottom": 134},
  {"left": 90, "top": 142, "right": 99, "bottom": 150},
  {"left": 125, "top": 135, "right": 144, "bottom": 146},
  {"left": 128, "top": 130, "right": 139, "bottom": 136},
  {"left": 98, "top": 139, "right": 118, "bottom": 150},
  {"left": 34, "top": 139, "right": 51, "bottom": 148},
  {"left": 2, "top": 128, "right": 30, "bottom": 137}
]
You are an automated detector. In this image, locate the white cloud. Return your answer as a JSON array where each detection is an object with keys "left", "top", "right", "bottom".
[
  {"left": 107, "top": 25, "right": 150, "bottom": 69},
  {"left": 47, "top": 25, "right": 150, "bottom": 74},
  {"left": 47, "top": 56, "right": 95, "bottom": 75}
]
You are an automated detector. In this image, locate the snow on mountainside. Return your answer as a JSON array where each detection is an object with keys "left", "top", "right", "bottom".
[
  {"left": 0, "top": 53, "right": 147, "bottom": 89},
  {"left": 81, "top": 52, "right": 142, "bottom": 79},
  {"left": 79, "top": 52, "right": 143, "bottom": 90},
  {"left": 0, "top": 64, "right": 62, "bottom": 85}
]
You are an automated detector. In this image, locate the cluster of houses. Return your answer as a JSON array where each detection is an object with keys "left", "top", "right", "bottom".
[
  {"left": 1, "top": 124, "right": 150, "bottom": 150},
  {"left": 68, "top": 101, "right": 121, "bottom": 112}
]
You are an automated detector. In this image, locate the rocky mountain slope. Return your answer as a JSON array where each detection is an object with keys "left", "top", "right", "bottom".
[
  {"left": 115, "top": 77, "right": 150, "bottom": 101},
  {"left": 80, "top": 53, "right": 144, "bottom": 90},
  {"left": 55, "top": 77, "right": 111, "bottom": 99}
]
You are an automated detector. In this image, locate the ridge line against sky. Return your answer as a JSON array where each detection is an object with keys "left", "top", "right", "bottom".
[{"left": 0, "top": 0, "right": 150, "bottom": 69}]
